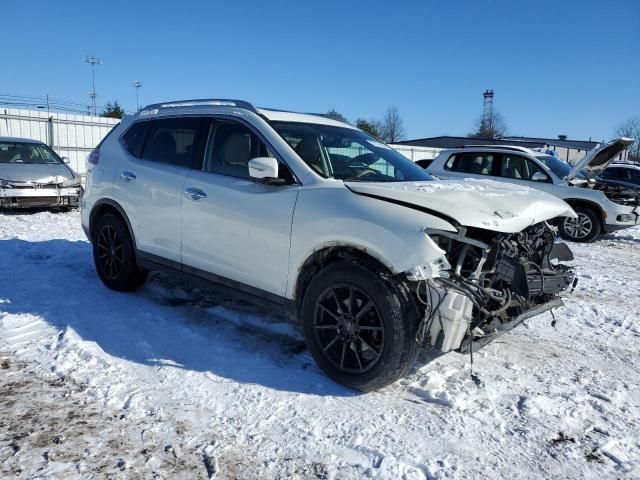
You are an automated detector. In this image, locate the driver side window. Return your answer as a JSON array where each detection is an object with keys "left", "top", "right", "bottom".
[
  {"left": 204, "top": 120, "right": 295, "bottom": 183},
  {"left": 205, "top": 121, "right": 267, "bottom": 179},
  {"left": 499, "top": 154, "right": 548, "bottom": 181}
]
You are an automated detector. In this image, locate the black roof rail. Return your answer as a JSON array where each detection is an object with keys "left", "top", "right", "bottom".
[{"left": 141, "top": 99, "right": 258, "bottom": 114}]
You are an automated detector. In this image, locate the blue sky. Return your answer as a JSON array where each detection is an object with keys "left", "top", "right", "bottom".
[{"left": 2, "top": 0, "right": 638, "bottom": 141}]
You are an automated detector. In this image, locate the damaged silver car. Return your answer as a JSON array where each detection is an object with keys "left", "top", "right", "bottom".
[{"left": 0, "top": 137, "right": 82, "bottom": 209}]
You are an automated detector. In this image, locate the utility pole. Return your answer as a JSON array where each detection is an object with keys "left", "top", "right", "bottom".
[
  {"left": 133, "top": 81, "right": 143, "bottom": 111},
  {"left": 83, "top": 55, "right": 102, "bottom": 116}
]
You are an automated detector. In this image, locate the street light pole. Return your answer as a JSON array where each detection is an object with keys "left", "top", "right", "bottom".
[
  {"left": 83, "top": 55, "right": 102, "bottom": 116},
  {"left": 133, "top": 81, "right": 143, "bottom": 111}
]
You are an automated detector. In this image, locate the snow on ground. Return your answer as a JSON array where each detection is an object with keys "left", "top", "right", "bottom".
[{"left": 1, "top": 210, "right": 639, "bottom": 479}]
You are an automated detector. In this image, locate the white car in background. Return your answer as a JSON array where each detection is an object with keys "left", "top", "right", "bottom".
[
  {"left": 427, "top": 138, "right": 638, "bottom": 242},
  {"left": 81, "top": 99, "right": 577, "bottom": 390},
  {"left": 0, "top": 137, "right": 83, "bottom": 209}
]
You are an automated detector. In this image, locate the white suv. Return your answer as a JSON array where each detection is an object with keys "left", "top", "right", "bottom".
[
  {"left": 427, "top": 140, "right": 639, "bottom": 242},
  {"left": 81, "top": 99, "right": 577, "bottom": 390}
]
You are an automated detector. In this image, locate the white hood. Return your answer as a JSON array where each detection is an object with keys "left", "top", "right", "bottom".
[
  {"left": 346, "top": 179, "right": 576, "bottom": 233},
  {"left": 566, "top": 137, "right": 635, "bottom": 181}
]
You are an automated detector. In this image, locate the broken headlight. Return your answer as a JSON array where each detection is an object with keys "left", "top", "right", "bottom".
[{"left": 59, "top": 177, "right": 82, "bottom": 188}]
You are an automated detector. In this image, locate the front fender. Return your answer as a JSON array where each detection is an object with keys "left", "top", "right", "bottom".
[{"left": 286, "top": 187, "right": 456, "bottom": 298}]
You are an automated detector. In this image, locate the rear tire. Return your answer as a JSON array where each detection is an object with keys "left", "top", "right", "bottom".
[
  {"left": 300, "top": 261, "right": 419, "bottom": 391},
  {"left": 559, "top": 207, "right": 601, "bottom": 243},
  {"left": 93, "top": 213, "right": 148, "bottom": 291}
]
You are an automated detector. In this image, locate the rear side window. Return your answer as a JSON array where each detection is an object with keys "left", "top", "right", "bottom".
[
  {"left": 601, "top": 168, "right": 628, "bottom": 181},
  {"left": 122, "top": 122, "right": 150, "bottom": 158},
  {"left": 445, "top": 153, "right": 495, "bottom": 175},
  {"left": 141, "top": 118, "right": 208, "bottom": 169}
]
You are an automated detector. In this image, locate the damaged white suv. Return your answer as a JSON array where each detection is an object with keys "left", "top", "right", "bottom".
[{"left": 81, "top": 99, "right": 577, "bottom": 390}]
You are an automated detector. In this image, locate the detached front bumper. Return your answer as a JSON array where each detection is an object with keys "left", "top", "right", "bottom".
[
  {"left": 458, "top": 297, "right": 563, "bottom": 353},
  {"left": 0, "top": 186, "right": 82, "bottom": 208}
]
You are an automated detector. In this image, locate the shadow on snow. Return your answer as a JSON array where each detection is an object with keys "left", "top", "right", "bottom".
[
  {"left": 1, "top": 237, "right": 443, "bottom": 396},
  {"left": 0, "top": 238, "right": 358, "bottom": 396}
]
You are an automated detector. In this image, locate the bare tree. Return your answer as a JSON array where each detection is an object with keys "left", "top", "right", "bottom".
[
  {"left": 614, "top": 117, "right": 640, "bottom": 161},
  {"left": 379, "top": 107, "right": 405, "bottom": 143},
  {"left": 469, "top": 110, "right": 508, "bottom": 139}
]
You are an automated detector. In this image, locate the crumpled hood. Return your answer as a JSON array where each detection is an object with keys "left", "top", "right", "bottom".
[
  {"left": 0, "top": 163, "right": 74, "bottom": 184},
  {"left": 346, "top": 179, "right": 577, "bottom": 233}
]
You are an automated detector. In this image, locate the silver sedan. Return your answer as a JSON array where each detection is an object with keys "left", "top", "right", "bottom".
[{"left": 0, "top": 137, "right": 82, "bottom": 209}]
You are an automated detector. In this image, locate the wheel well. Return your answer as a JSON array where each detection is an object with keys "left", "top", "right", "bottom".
[
  {"left": 294, "top": 246, "right": 394, "bottom": 312},
  {"left": 89, "top": 202, "right": 133, "bottom": 244},
  {"left": 562, "top": 199, "right": 605, "bottom": 228}
]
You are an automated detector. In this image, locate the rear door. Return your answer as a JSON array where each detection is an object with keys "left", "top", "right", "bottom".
[
  {"left": 439, "top": 152, "right": 499, "bottom": 181},
  {"left": 115, "top": 117, "right": 208, "bottom": 263},
  {"left": 181, "top": 118, "right": 300, "bottom": 297}
]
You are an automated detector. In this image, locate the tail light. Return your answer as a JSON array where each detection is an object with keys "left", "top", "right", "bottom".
[{"left": 87, "top": 148, "right": 100, "bottom": 166}]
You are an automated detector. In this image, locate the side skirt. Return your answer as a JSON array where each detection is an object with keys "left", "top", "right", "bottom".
[{"left": 136, "top": 250, "right": 298, "bottom": 322}]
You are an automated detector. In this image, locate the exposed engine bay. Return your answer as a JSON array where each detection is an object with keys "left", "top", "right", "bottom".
[
  {"left": 593, "top": 180, "right": 640, "bottom": 207},
  {"left": 416, "top": 222, "right": 576, "bottom": 353}
]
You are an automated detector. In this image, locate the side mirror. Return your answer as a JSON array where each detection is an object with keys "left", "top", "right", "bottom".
[
  {"left": 248, "top": 157, "right": 283, "bottom": 184},
  {"left": 62, "top": 157, "right": 70, "bottom": 164},
  {"left": 531, "top": 172, "right": 549, "bottom": 182}
]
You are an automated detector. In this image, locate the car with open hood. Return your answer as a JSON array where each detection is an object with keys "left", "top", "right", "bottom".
[
  {"left": 427, "top": 138, "right": 639, "bottom": 242},
  {"left": 81, "top": 99, "right": 577, "bottom": 390},
  {"left": 0, "top": 137, "right": 83, "bottom": 209},
  {"left": 594, "top": 163, "right": 640, "bottom": 206}
]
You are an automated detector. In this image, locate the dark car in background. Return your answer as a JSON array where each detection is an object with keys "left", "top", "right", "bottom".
[
  {"left": 594, "top": 163, "right": 640, "bottom": 207},
  {"left": 0, "top": 137, "right": 82, "bottom": 209}
]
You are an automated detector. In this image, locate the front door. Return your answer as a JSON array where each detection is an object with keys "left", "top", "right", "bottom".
[{"left": 181, "top": 119, "right": 300, "bottom": 297}]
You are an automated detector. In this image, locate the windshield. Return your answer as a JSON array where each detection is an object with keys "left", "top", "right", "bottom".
[
  {"left": 0, "top": 142, "right": 63, "bottom": 165},
  {"left": 535, "top": 154, "right": 586, "bottom": 179},
  {"left": 271, "top": 122, "right": 434, "bottom": 182}
]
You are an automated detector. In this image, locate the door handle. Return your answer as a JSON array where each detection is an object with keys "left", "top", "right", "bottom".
[
  {"left": 183, "top": 187, "right": 207, "bottom": 201},
  {"left": 120, "top": 171, "right": 136, "bottom": 182}
]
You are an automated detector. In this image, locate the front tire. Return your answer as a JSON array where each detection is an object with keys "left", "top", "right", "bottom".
[
  {"left": 93, "top": 213, "right": 148, "bottom": 291},
  {"left": 559, "top": 207, "right": 601, "bottom": 243},
  {"left": 300, "top": 261, "right": 419, "bottom": 391}
]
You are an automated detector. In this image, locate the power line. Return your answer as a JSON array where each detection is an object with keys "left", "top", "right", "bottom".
[{"left": 0, "top": 93, "right": 112, "bottom": 116}]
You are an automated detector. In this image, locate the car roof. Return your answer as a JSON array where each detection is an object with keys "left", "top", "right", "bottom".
[
  {"left": 136, "top": 98, "right": 356, "bottom": 129},
  {"left": 442, "top": 145, "right": 538, "bottom": 155},
  {"left": 257, "top": 108, "right": 357, "bottom": 129},
  {"left": 0, "top": 136, "right": 44, "bottom": 144}
]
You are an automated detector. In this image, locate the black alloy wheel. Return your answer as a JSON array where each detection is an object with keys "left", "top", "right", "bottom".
[
  {"left": 96, "top": 224, "right": 125, "bottom": 280},
  {"left": 93, "top": 213, "right": 148, "bottom": 291},
  {"left": 301, "top": 261, "right": 419, "bottom": 391},
  {"left": 313, "top": 284, "right": 385, "bottom": 374}
]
